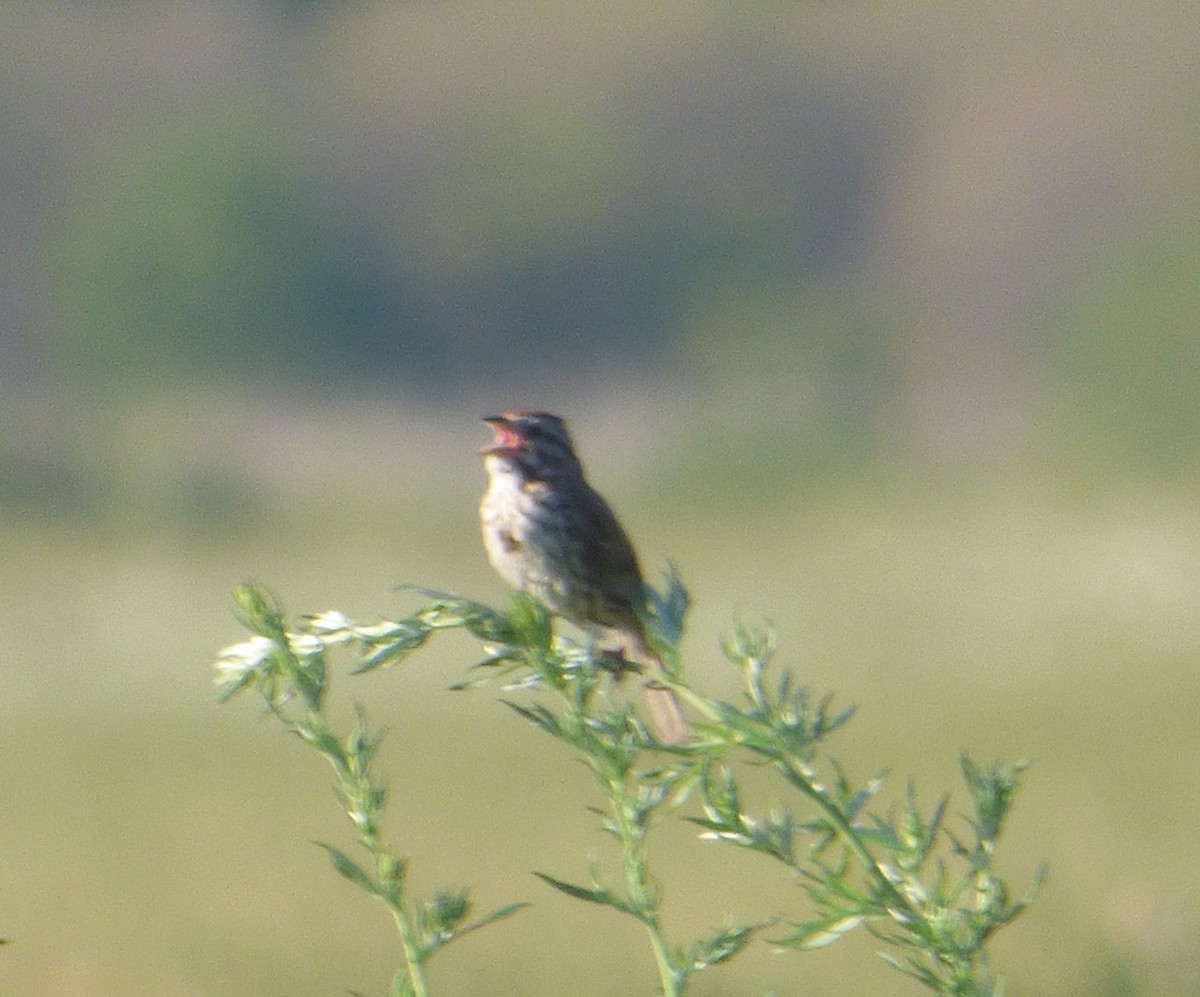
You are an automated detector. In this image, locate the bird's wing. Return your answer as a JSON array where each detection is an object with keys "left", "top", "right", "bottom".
[{"left": 566, "top": 483, "right": 648, "bottom": 630}]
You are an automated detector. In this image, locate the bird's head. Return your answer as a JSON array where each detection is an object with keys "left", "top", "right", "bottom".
[{"left": 479, "top": 411, "right": 582, "bottom": 481}]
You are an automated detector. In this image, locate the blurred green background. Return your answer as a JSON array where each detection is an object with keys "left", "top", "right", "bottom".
[{"left": 2, "top": 1, "right": 1198, "bottom": 994}]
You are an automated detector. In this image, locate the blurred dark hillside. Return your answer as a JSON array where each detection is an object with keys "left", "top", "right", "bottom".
[{"left": 1, "top": 0, "right": 1196, "bottom": 464}]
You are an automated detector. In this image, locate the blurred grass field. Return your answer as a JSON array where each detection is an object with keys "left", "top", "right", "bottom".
[{"left": 1, "top": 396, "right": 1196, "bottom": 996}]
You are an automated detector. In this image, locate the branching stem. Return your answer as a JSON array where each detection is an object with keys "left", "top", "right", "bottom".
[{"left": 778, "top": 753, "right": 918, "bottom": 919}]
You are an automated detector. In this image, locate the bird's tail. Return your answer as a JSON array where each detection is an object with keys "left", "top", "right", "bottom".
[
  {"left": 643, "top": 684, "right": 690, "bottom": 746},
  {"left": 625, "top": 629, "right": 690, "bottom": 746}
]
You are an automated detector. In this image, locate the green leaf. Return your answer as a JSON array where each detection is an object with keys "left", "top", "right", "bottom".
[
  {"left": 290, "top": 651, "right": 326, "bottom": 709},
  {"left": 690, "top": 920, "right": 772, "bottom": 969},
  {"left": 503, "top": 700, "right": 561, "bottom": 737},
  {"left": 701, "top": 764, "right": 742, "bottom": 822},
  {"left": 448, "top": 650, "right": 528, "bottom": 690},
  {"left": 643, "top": 567, "right": 690, "bottom": 648},
  {"left": 213, "top": 663, "right": 258, "bottom": 703},
  {"left": 507, "top": 593, "right": 552, "bottom": 648},
  {"left": 877, "top": 950, "right": 943, "bottom": 989},
  {"left": 419, "top": 599, "right": 492, "bottom": 630},
  {"left": 453, "top": 901, "right": 531, "bottom": 940},
  {"left": 419, "top": 889, "right": 471, "bottom": 943},
  {"left": 344, "top": 713, "right": 385, "bottom": 765},
  {"left": 316, "top": 843, "right": 376, "bottom": 895},
  {"left": 815, "top": 696, "right": 857, "bottom": 737},
  {"left": 709, "top": 704, "right": 778, "bottom": 745},
  {"left": 533, "top": 872, "right": 621, "bottom": 909},
  {"left": 292, "top": 719, "right": 344, "bottom": 762},
  {"left": 232, "top": 583, "right": 287, "bottom": 640},
  {"left": 447, "top": 673, "right": 493, "bottom": 692},
  {"left": 776, "top": 914, "right": 864, "bottom": 949},
  {"left": 404, "top": 594, "right": 518, "bottom": 644},
  {"left": 961, "top": 755, "right": 1029, "bottom": 844},
  {"left": 350, "top": 623, "right": 432, "bottom": 673},
  {"left": 993, "top": 861, "right": 1047, "bottom": 930}
]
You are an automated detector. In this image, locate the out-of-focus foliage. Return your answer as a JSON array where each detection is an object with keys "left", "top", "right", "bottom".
[
  {"left": 42, "top": 106, "right": 415, "bottom": 392},
  {"left": 7, "top": 0, "right": 1196, "bottom": 467},
  {"left": 39, "top": 79, "right": 878, "bottom": 396},
  {"left": 10, "top": 4, "right": 883, "bottom": 397}
]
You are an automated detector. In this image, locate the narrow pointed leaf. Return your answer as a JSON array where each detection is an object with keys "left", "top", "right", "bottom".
[
  {"left": 350, "top": 626, "right": 432, "bottom": 673},
  {"left": 776, "top": 914, "right": 865, "bottom": 949},
  {"left": 453, "top": 901, "right": 531, "bottom": 940},
  {"left": 533, "top": 872, "right": 616, "bottom": 908},
  {"left": 503, "top": 700, "right": 561, "bottom": 736},
  {"left": 316, "top": 843, "right": 376, "bottom": 894},
  {"left": 690, "top": 919, "right": 773, "bottom": 969}
]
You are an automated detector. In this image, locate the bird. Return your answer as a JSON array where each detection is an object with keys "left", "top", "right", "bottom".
[{"left": 478, "top": 410, "right": 689, "bottom": 745}]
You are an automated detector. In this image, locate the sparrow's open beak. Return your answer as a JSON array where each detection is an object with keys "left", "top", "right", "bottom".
[{"left": 479, "top": 415, "right": 523, "bottom": 455}]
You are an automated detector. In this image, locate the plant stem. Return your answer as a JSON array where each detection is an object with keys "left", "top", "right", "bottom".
[
  {"left": 391, "top": 906, "right": 429, "bottom": 997},
  {"left": 646, "top": 920, "right": 680, "bottom": 997},
  {"left": 608, "top": 773, "right": 681, "bottom": 997},
  {"left": 778, "top": 754, "right": 920, "bottom": 922}
]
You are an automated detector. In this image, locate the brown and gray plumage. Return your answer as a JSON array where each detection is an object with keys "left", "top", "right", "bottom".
[{"left": 478, "top": 410, "right": 689, "bottom": 745}]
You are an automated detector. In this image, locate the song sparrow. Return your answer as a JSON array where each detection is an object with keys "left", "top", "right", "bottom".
[{"left": 478, "top": 410, "right": 690, "bottom": 745}]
